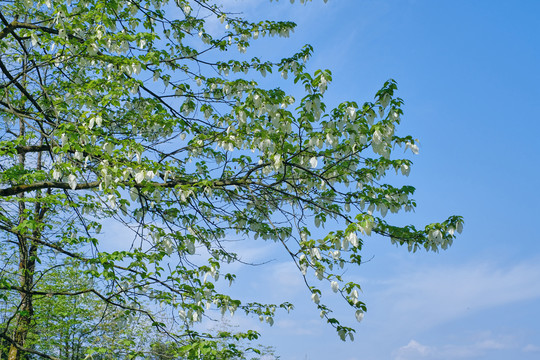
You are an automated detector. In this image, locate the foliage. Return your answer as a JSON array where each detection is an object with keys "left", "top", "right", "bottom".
[
  {"left": 0, "top": 0, "right": 463, "bottom": 358},
  {"left": 0, "top": 253, "right": 154, "bottom": 359},
  {"left": 28, "top": 263, "right": 156, "bottom": 359}
]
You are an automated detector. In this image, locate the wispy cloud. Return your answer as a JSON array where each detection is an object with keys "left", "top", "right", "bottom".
[
  {"left": 248, "top": 260, "right": 306, "bottom": 303},
  {"left": 393, "top": 335, "right": 516, "bottom": 360},
  {"left": 369, "top": 258, "right": 540, "bottom": 333},
  {"left": 523, "top": 344, "right": 540, "bottom": 353},
  {"left": 276, "top": 318, "right": 322, "bottom": 336}
]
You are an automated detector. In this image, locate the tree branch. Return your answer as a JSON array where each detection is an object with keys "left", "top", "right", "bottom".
[
  {"left": 0, "top": 144, "right": 51, "bottom": 155},
  {"left": 0, "top": 333, "right": 61, "bottom": 360},
  {"left": 0, "top": 181, "right": 100, "bottom": 196}
]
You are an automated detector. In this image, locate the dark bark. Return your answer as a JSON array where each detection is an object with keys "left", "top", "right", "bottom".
[{"left": 7, "top": 130, "right": 47, "bottom": 360}]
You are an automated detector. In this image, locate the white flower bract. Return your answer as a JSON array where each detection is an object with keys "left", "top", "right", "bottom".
[
  {"left": 355, "top": 310, "right": 364, "bottom": 322},
  {"left": 67, "top": 174, "right": 77, "bottom": 190}
]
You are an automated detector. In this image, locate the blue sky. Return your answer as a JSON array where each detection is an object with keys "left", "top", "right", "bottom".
[{"left": 201, "top": 1, "right": 540, "bottom": 359}]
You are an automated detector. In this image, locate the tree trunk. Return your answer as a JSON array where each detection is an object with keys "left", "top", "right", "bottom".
[{"left": 8, "top": 126, "right": 44, "bottom": 360}]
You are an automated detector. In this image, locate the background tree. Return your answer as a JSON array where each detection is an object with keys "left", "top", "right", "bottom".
[
  {"left": 0, "top": 250, "right": 156, "bottom": 359},
  {"left": 27, "top": 263, "right": 156, "bottom": 359},
  {"left": 0, "top": 0, "right": 463, "bottom": 359}
]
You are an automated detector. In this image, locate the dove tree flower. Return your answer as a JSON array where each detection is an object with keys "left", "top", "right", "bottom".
[{"left": 0, "top": 0, "right": 463, "bottom": 358}]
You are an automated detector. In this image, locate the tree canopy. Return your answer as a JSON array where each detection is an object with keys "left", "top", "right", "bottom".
[{"left": 0, "top": 0, "right": 463, "bottom": 358}]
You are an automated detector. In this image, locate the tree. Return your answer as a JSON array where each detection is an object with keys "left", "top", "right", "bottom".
[
  {"left": 0, "top": 0, "right": 463, "bottom": 358},
  {"left": 1, "top": 258, "right": 156, "bottom": 359}
]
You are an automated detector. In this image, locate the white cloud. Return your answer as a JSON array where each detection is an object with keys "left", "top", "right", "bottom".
[
  {"left": 394, "top": 340, "right": 431, "bottom": 360},
  {"left": 523, "top": 344, "right": 540, "bottom": 353},
  {"left": 475, "top": 338, "right": 509, "bottom": 350},
  {"left": 393, "top": 336, "right": 515, "bottom": 360}
]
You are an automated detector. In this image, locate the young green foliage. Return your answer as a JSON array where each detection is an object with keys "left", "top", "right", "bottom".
[{"left": 0, "top": 0, "right": 463, "bottom": 358}]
